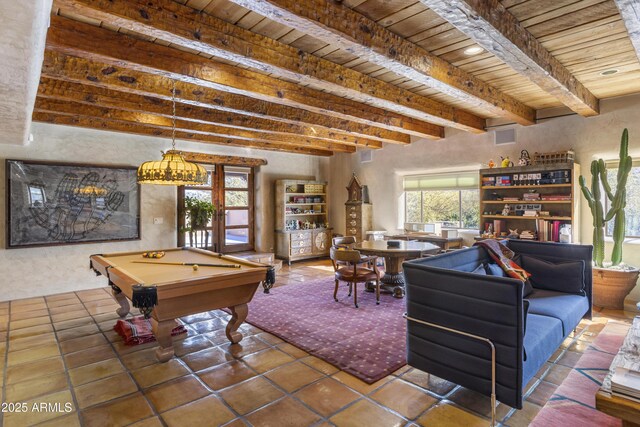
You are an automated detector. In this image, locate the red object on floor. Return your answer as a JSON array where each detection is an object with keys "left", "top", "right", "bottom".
[{"left": 114, "top": 316, "right": 187, "bottom": 345}]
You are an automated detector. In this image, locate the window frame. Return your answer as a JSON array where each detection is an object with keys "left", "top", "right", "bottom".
[
  {"left": 604, "top": 159, "right": 640, "bottom": 238},
  {"left": 404, "top": 188, "right": 479, "bottom": 230}
]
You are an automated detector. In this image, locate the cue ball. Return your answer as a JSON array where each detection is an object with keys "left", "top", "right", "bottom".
[{"left": 192, "top": 264, "right": 199, "bottom": 271}]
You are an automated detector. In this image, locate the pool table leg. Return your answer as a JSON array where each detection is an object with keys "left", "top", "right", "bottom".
[
  {"left": 111, "top": 286, "right": 130, "bottom": 318},
  {"left": 226, "top": 303, "right": 248, "bottom": 344},
  {"left": 150, "top": 318, "right": 175, "bottom": 362}
]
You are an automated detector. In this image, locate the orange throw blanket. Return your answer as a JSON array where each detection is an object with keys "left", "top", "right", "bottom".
[
  {"left": 114, "top": 316, "right": 187, "bottom": 345},
  {"left": 474, "top": 240, "right": 530, "bottom": 281}
]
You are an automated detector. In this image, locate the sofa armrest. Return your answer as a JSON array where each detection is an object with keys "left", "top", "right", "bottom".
[{"left": 403, "top": 258, "right": 526, "bottom": 409}]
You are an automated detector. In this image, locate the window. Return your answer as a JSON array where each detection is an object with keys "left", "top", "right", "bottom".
[
  {"left": 605, "top": 160, "right": 640, "bottom": 237},
  {"left": 404, "top": 172, "right": 479, "bottom": 229}
]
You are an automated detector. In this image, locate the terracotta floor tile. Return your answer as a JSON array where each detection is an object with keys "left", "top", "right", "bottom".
[
  {"left": 224, "top": 335, "right": 270, "bottom": 358},
  {"left": 370, "top": 379, "right": 437, "bottom": 419},
  {"left": 224, "top": 419, "right": 250, "bottom": 427},
  {"left": 276, "top": 342, "right": 309, "bottom": 358},
  {"left": 264, "top": 361, "right": 324, "bottom": 392},
  {"left": 131, "top": 359, "right": 190, "bottom": 388},
  {"left": 9, "top": 323, "right": 54, "bottom": 340},
  {"left": 69, "top": 358, "right": 125, "bottom": 386},
  {"left": 54, "top": 316, "right": 96, "bottom": 331},
  {"left": 526, "top": 380, "right": 558, "bottom": 407},
  {"left": 10, "top": 315, "right": 51, "bottom": 330},
  {"left": 3, "top": 390, "right": 75, "bottom": 427},
  {"left": 9, "top": 332, "right": 57, "bottom": 352},
  {"left": 255, "top": 331, "right": 285, "bottom": 345},
  {"left": 9, "top": 308, "right": 50, "bottom": 321},
  {"left": 49, "top": 303, "right": 85, "bottom": 315},
  {"left": 47, "top": 298, "right": 82, "bottom": 309},
  {"left": 7, "top": 342, "right": 60, "bottom": 366},
  {"left": 557, "top": 350, "right": 582, "bottom": 368},
  {"left": 197, "top": 360, "right": 257, "bottom": 391},
  {"left": 188, "top": 318, "right": 226, "bottom": 334},
  {"left": 12, "top": 296, "right": 46, "bottom": 306},
  {"left": 87, "top": 304, "right": 120, "bottom": 316},
  {"left": 180, "top": 312, "right": 213, "bottom": 324},
  {"left": 127, "top": 416, "right": 164, "bottom": 427},
  {"left": 10, "top": 302, "right": 48, "bottom": 313},
  {"left": 56, "top": 324, "right": 100, "bottom": 341},
  {"left": 173, "top": 334, "right": 214, "bottom": 357},
  {"left": 448, "top": 387, "right": 494, "bottom": 417},
  {"left": 60, "top": 333, "right": 108, "bottom": 354},
  {"left": 36, "top": 413, "right": 81, "bottom": 427},
  {"left": 329, "top": 398, "right": 405, "bottom": 427},
  {"left": 401, "top": 369, "right": 457, "bottom": 396},
  {"left": 145, "top": 375, "right": 210, "bottom": 412},
  {"left": 301, "top": 355, "right": 340, "bottom": 376},
  {"left": 6, "top": 356, "right": 65, "bottom": 384},
  {"left": 332, "top": 370, "right": 392, "bottom": 395},
  {"left": 543, "top": 363, "right": 573, "bottom": 386},
  {"left": 80, "top": 392, "right": 154, "bottom": 427},
  {"left": 75, "top": 372, "right": 138, "bottom": 409},
  {"left": 111, "top": 339, "right": 158, "bottom": 356},
  {"left": 246, "top": 397, "right": 321, "bottom": 427},
  {"left": 503, "top": 401, "right": 542, "bottom": 426},
  {"left": 92, "top": 312, "right": 121, "bottom": 323},
  {"left": 182, "top": 346, "right": 232, "bottom": 371},
  {"left": 569, "top": 339, "right": 592, "bottom": 352},
  {"left": 160, "top": 395, "right": 235, "bottom": 427},
  {"left": 294, "top": 377, "right": 360, "bottom": 417},
  {"left": 64, "top": 344, "right": 117, "bottom": 369},
  {"left": 120, "top": 347, "right": 159, "bottom": 371},
  {"left": 242, "top": 348, "right": 296, "bottom": 373},
  {"left": 5, "top": 372, "right": 69, "bottom": 402},
  {"left": 220, "top": 376, "right": 285, "bottom": 415},
  {"left": 415, "top": 402, "right": 487, "bottom": 427}
]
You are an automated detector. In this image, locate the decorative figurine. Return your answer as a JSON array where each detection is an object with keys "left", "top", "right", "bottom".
[
  {"left": 488, "top": 159, "right": 496, "bottom": 168},
  {"left": 502, "top": 204, "right": 511, "bottom": 216},
  {"left": 518, "top": 150, "right": 531, "bottom": 166},
  {"left": 501, "top": 156, "right": 514, "bottom": 167},
  {"left": 507, "top": 228, "right": 519, "bottom": 239}
]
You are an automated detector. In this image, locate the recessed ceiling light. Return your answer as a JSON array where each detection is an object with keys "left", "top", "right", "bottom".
[
  {"left": 463, "top": 46, "right": 483, "bottom": 56},
  {"left": 600, "top": 69, "right": 619, "bottom": 76}
]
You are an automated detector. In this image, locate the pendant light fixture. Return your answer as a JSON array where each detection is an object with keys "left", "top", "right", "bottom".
[{"left": 137, "top": 81, "right": 207, "bottom": 186}]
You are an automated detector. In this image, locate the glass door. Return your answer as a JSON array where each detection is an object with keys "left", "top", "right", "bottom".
[
  {"left": 220, "top": 166, "right": 253, "bottom": 253},
  {"left": 177, "top": 165, "right": 254, "bottom": 253}
]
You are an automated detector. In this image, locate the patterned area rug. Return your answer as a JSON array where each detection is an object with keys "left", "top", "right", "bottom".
[
  {"left": 244, "top": 277, "right": 406, "bottom": 383},
  {"left": 530, "top": 321, "right": 630, "bottom": 427}
]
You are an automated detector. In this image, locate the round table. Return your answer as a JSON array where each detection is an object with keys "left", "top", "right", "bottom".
[{"left": 354, "top": 240, "right": 440, "bottom": 298}]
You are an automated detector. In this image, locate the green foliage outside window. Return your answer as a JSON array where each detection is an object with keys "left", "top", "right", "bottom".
[{"left": 405, "top": 189, "right": 479, "bottom": 229}]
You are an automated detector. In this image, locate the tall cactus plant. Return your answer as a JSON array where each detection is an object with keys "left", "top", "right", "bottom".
[{"left": 579, "top": 129, "right": 633, "bottom": 267}]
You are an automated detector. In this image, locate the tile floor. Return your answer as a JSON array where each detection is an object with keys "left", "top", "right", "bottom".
[{"left": 0, "top": 259, "right": 635, "bottom": 427}]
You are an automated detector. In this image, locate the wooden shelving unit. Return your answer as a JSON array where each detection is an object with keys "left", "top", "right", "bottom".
[
  {"left": 275, "top": 180, "right": 332, "bottom": 265},
  {"left": 479, "top": 163, "right": 580, "bottom": 243}
]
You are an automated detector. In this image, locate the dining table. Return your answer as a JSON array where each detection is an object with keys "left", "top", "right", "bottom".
[{"left": 354, "top": 240, "right": 440, "bottom": 298}]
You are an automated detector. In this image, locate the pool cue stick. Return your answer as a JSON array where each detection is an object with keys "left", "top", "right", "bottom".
[{"left": 131, "top": 261, "right": 241, "bottom": 268}]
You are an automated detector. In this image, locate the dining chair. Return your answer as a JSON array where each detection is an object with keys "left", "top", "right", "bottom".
[{"left": 330, "top": 246, "right": 380, "bottom": 308}]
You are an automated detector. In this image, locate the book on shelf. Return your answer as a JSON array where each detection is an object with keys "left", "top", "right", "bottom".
[
  {"left": 523, "top": 192, "right": 540, "bottom": 201},
  {"left": 535, "top": 219, "right": 563, "bottom": 242},
  {"left": 611, "top": 367, "right": 640, "bottom": 401},
  {"left": 503, "top": 197, "right": 520, "bottom": 202},
  {"left": 541, "top": 194, "right": 572, "bottom": 201}
]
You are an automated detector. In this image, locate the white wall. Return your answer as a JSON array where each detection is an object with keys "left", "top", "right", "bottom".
[
  {"left": 328, "top": 94, "right": 640, "bottom": 308},
  {"left": 0, "top": 123, "right": 326, "bottom": 301}
]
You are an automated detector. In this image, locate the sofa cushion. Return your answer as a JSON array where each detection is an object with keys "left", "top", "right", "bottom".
[
  {"left": 471, "top": 263, "right": 487, "bottom": 275},
  {"left": 485, "top": 262, "right": 506, "bottom": 277},
  {"left": 526, "top": 289, "right": 589, "bottom": 336},
  {"left": 523, "top": 314, "right": 564, "bottom": 385},
  {"left": 520, "top": 254, "right": 585, "bottom": 294}
]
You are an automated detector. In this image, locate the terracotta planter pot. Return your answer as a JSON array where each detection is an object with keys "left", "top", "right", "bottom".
[{"left": 592, "top": 266, "right": 640, "bottom": 309}]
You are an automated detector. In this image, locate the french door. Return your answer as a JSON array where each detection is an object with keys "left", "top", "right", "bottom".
[{"left": 178, "top": 165, "right": 254, "bottom": 253}]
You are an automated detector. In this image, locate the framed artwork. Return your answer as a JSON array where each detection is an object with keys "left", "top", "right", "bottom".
[{"left": 6, "top": 159, "right": 141, "bottom": 248}]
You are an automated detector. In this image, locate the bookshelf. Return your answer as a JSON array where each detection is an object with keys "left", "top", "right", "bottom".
[
  {"left": 478, "top": 163, "right": 580, "bottom": 243},
  {"left": 275, "top": 180, "right": 332, "bottom": 265}
]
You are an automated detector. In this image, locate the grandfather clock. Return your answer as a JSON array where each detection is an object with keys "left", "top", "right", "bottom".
[{"left": 345, "top": 174, "right": 372, "bottom": 241}]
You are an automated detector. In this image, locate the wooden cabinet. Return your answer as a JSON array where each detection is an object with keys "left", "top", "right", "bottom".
[
  {"left": 274, "top": 180, "right": 332, "bottom": 264},
  {"left": 479, "top": 163, "right": 580, "bottom": 243},
  {"left": 345, "top": 202, "right": 372, "bottom": 242}
]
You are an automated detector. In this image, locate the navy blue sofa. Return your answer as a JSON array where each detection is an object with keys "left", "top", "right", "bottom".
[{"left": 403, "top": 240, "right": 592, "bottom": 409}]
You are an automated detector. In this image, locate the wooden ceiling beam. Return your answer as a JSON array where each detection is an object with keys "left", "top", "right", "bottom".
[
  {"left": 32, "top": 112, "right": 334, "bottom": 156},
  {"left": 422, "top": 0, "right": 600, "bottom": 116},
  {"left": 34, "top": 98, "right": 356, "bottom": 153},
  {"left": 41, "top": 51, "right": 405, "bottom": 145},
  {"left": 614, "top": 0, "right": 640, "bottom": 63},
  {"left": 46, "top": 15, "right": 444, "bottom": 139},
  {"left": 53, "top": 0, "right": 484, "bottom": 133},
  {"left": 228, "top": 0, "right": 535, "bottom": 125},
  {"left": 37, "top": 78, "right": 378, "bottom": 148}
]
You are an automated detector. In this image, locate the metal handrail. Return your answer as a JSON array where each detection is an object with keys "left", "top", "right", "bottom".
[{"left": 403, "top": 313, "right": 497, "bottom": 427}]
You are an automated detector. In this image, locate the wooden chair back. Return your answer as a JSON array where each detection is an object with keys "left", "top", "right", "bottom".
[{"left": 332, "top": 236, "right": 356, "bottom": 247}]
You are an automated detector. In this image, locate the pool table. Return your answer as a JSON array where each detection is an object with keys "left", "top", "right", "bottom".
[{"left": 90, "top": 247, "right": 270, "bottom": 362}]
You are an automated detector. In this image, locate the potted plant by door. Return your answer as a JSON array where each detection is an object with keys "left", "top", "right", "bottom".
[
  {"left": 579, "top": 128, "right": 639, "bottom": 309},
  {"left": 182, "top": 196, "right": 216, "bottom": 248}
]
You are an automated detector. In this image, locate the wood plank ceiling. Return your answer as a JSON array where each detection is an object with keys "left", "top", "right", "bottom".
[{"left": 34, "top": 0, "right": 640, "bottom": 156}]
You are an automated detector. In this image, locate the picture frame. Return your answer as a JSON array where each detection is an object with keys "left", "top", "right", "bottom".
[{"left": 6, "top": 159, "right": 141, "bottom": 248}]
